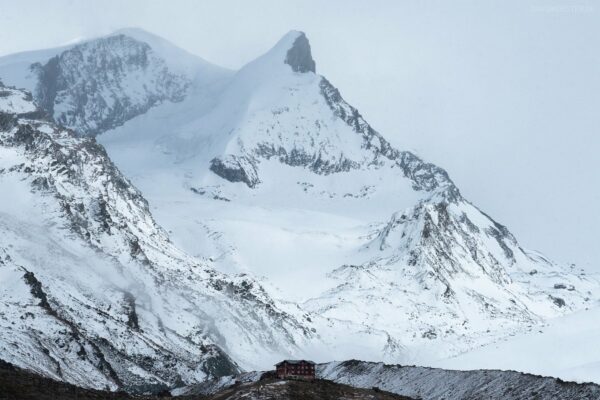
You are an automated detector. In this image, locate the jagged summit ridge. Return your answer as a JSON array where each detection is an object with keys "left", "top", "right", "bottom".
[
  {"left": 285, "top": 31, "right": 316, "bottom": 73},
  {"left": 195, "top": 30, "right": 455, "bottom": 194}
]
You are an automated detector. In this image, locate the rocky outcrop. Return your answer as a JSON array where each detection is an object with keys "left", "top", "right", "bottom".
[
  {"left": 210, "top": 155, "right": 260, "bottom": 188},
  {"left": 254, "top": 142, "right": 361, "bottom": 174},
  {"left": 285, "top": 32, "right": 316, "bottom": 73},
  {"left": 0, "top": 359, "right": 414, "bottom": 400}
]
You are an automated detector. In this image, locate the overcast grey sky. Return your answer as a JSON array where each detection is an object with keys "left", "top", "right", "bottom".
[{"left": 1, "top": 0, "right": 598, "bottom": 270}]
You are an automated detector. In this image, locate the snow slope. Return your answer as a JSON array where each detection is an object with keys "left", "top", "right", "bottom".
[
  {"left": 0, "top": 83, "right": 321, "bottom": 392},
  {"left": 0, "top": 86, "right": 37, "bottom": 114},
  {"left": 435, "top": 303, "right": 600, "bottom": 384}
]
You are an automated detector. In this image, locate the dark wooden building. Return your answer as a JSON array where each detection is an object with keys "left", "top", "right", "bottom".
[{"left": 275, "top": 359, "right": 316, "bottom": 379}]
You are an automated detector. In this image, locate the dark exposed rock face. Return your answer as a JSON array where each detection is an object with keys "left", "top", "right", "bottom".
[
  {"left": 285, "top": 32, "right": 316, "bottom": 73},
  {"left": 33, "top": 55, "right": 61, "bottom": 117},
  {"left": 19, "top": 270, "right": 123, "bottom": 390},
  {"left": 22, "top": 271, "right": 52, "bottom": 311},
  {"left": 31, "top": 34, "right": 190, "bottom": 136},
  {"left": 0, "top": 360, "right": 130, "bottom": 400},
  {"left": 122, "top": 292, "right": 139, "bottom": 331},
  {"left": 215, "top": 378, "right": 413, "bottom": 400},
  {"left": 209, "top": 155, "right": 260, "bottom": 188},
  {"left": 549, "top": 295, "right": 566, "bottom": 307},
  {"left": 201, "top": 345, "right": 240, "bottom": 378},
  {"left": 254, "top": 143, "right": 361, "bottom": 175},
  {"left": 183, "top": 375, "right": 414, "bottom": 399}
]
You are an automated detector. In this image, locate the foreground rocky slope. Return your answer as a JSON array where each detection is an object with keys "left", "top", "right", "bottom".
[
  {"left": 203, "top": 378, "right": 413, "bottom": 400},
  {"left": 318, "top": 360, "right": 600, "bottom": 400},
  {"left": 0, "top": 359, "right": 413, "bottom": 400},
  {"left": 0, "top": 359, "right": 144, "bottom": 400},
  {"left": 178, "top": 360, "right": 600, "bottom": 400}
]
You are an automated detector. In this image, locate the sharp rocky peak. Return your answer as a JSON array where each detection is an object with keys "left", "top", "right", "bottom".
[
  {"left": 284, "top": 31, "right": 316, "bottom": 73},
  {"left": 245, "top": 30, "right": 316, "bottom": 75}
]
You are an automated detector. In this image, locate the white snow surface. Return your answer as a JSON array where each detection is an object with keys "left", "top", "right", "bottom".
[
  {"left": 435, "top": 303, "right": 600, "bottom": 384},
  {"left": 0, "top": 86, "right": 37, "bottom": 114}
]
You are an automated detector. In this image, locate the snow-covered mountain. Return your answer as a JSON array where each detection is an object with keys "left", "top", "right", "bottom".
[
  {"left": 0, "top": 83, "right": 322, "bottom": 393},
  {"left": 0, "top": 28, "right": 598, "bottom": 390},
  {"left": 95, "top": 30, "right": 595, "bottom": 361},
  {"left": 0, "top": 28, "right": 230, "bottom": 136}
]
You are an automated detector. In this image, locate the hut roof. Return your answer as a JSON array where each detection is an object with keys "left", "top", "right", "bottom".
[{"left": 275, "top": 359, "right": 316, "bottom": 366}]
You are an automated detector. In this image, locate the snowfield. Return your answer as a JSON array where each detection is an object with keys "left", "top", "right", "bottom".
[{"left": 435, "top": 304, "right": 600, "bottom": 384}]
